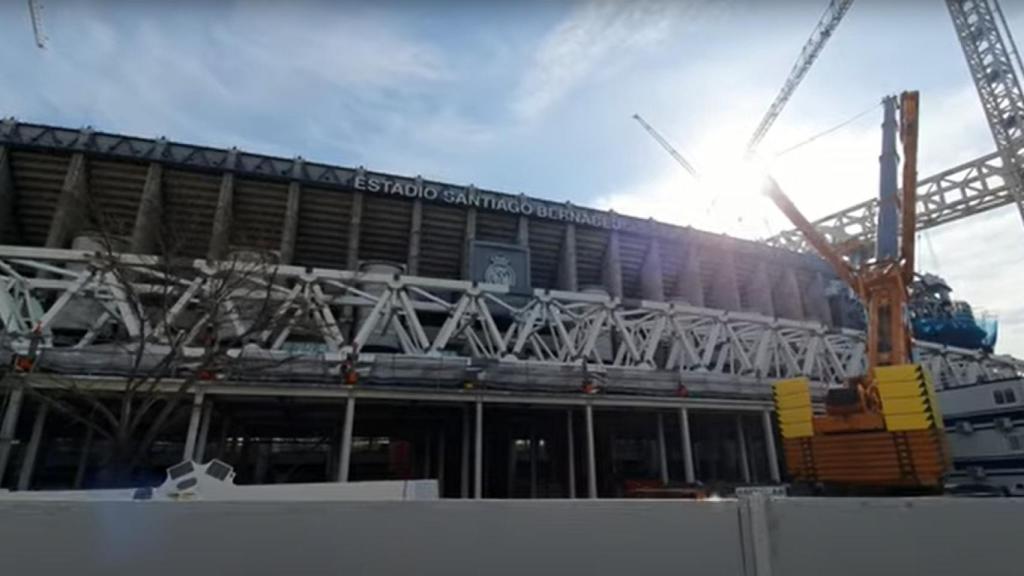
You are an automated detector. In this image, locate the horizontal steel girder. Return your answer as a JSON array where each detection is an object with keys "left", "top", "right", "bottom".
[{"left": 0, "top": 245, "right": 1019, "bottom": 391}]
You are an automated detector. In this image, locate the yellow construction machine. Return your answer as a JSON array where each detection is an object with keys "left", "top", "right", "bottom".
[{"left": 765, "top": 91, "right": 949, "bottom": 491}]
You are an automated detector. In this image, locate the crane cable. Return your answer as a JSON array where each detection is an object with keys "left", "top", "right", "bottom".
[{"left": 771, "top": 101, "right": 882, "bottom": 158}]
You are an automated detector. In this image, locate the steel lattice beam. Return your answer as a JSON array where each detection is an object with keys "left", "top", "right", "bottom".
[{"left": 0, "top": 246, "right": 1018, "bottom": 391}]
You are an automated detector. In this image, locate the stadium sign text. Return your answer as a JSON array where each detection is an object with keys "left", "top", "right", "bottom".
[{"left": 353, "top": 174, "right": 629, "bottom": 230}]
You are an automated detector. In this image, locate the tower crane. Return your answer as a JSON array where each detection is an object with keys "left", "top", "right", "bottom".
[
  {"left": 745, "top": 0, "right": 855, "bottom": 155},
  {"left": 631, "top": 114, "right": 700, "bottom": 179},
  {"left": 27, "top": 0, "right": 47, "bottom": 49}
]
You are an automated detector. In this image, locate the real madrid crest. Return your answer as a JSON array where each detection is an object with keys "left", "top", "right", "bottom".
[{"left": 484, "top": 255, "right": 516, "bottom": 288}]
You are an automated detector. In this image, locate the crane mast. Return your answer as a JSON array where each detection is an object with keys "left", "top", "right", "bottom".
[
  {"left": 745, "top": 0, "right": 855, "bottom": 154},
  {"left": 631, "top": 114, "right": 700, "bottom": 178},
  {"left": 947, "top": 0, "right": 1024, "bottom": 225}
]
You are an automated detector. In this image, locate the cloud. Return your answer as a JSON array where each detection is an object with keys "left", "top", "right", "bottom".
[{"left": 511, "top": 1, "right": 680, "bottom": 121}]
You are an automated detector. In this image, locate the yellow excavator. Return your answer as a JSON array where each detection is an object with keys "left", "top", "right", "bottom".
[{"left": 765, "top": 91, "right": 949, "bottom": 491}]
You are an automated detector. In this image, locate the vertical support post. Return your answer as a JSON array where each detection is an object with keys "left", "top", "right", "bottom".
[
  {"left": 773, "top": 268, "right": 805, "bottom": 320},
  {"left": 877, "top": 95, "right": 900, "bottom": 261},
  {"left": 279, "top": 181, "right": 302, "bottom": 264},
  {"left": 423, "top": 432, "right": 433, "bottom": 479},
  {"left": 517, "top": 215, "right": 530, "bottom": 247},
  {"left": 407, "top": 199, "right": 423, "bottom": 275},
  {"left": 346, "top": 191, "right": 364, "bottom": 271},
  {"left": 0, "top": 146, "right": 15, "bottom": 242},
  {"left": 566, "top": 409, "right": 576, "bottom": 499},
  {"left": 17, "top": 402, "right": 48, "bottom": 491},
  {"left": 130, "top": 162, "right": 164, "bottom": 254},
  {"left": 641, "top": 239, "right": 665, "bottom": 301},
  {"left": 73, "top": 426, "right": 94, "bottom": 489},
  {"left": 460, "top": 407, "right": 470, "bottom": 498},
  {"left": 736, "top": 415, "right": 751, "bottom": 483},
  {"left": 679, "top": 407, "right": 695, "bottom": 484},
  {"left": 675, "top": 244, "right": 704, "bottom": 306},
  {"left": 182, "top": 391, "right": 205, "bottom": 462},
  {"left": 46, "top": 152, "right": 88, "bottom": 248},
  {"left": 338, "top": 395, "right": 356, "bottom": 482},
  {"left": 762, "top": 410, "right": 781, "bottom": 483},
  {"left": 585, "top": 403, "right": 598, "bottom": 499},
  {"left": 254, "top": 443, "right": 271, "bottom": 484},
  {"left": 462, "top": 206, "right": 477, "bottom": 279},
  {"left": 474, "top": 400, "right": 483, "bottom": 499},
  {"left": 194, "top": 398, "right": 214, "bottom": 463},
  {"left": 216, "top": 415, "right": 231, "bottom": 460},
  {"left": 748, "top": 261, "right": 775, "bottom": 317},
  {"left": 507, "top": 435, "right": 518, "bottom": 498},
  {"left": 710, "top": 248, "right": 742, "bottom": 311},
  {"left": 804, "top": 272, "right": 832, "bottom": 326},
  {"left": 558, "top": 223, "right": 578, "bottom": 291},
  {"left": 656, "top": 412, "right": 669, "bottom": 485},
  {"left": 529, "top": 431, "right": 538, "bottom": 498},
  {"left": 603, "top": 230, "right": 623, "bottom": 298},
  {"left": 208, "top": 171, "right": 235, "bottom": 260},
  {"left": 0, "top": 384, "right": 25, "bottom": 484},
  {"left": 437, "top": 431, "right": 446, "bottom": 496}
]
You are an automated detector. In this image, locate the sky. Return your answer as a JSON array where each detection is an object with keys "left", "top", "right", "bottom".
[{"left": 3, "top": 0, "right": 1024, "bottom": 356}]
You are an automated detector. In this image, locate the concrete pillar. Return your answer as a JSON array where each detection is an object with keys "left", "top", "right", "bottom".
[
  {"left": 346, "top": 191, "right": 364, "bottom": 271},
  {"left": 182, "top": 391, "right": 205, "bottom": 462},
  {"left": 656, "top": 412, "right": 669, "bottom": 485},
  {"left": 762, "top": 410, "right": 781, "bottom": 483},
  {"left": 0, "top": 384, "right": 24, "bottom": 484},
  {"left": 603, "top": 230, "right": 623, "bottom": 298},
  {"left": 437, "top": 432, "right": 446, "bottom": 496},
  {"left": 585, "top": 403, "right": 598, "bottom": 498},
  {"left": 674, "top": 244, "right": 704, "bottom": 306},
  {"left": 407, "top": 199, "right": 423, "bottom": 275},
  {"left": 709, "top": 248, "right": 741, "bottom": 311},
  {"left": 529, "top": 432, "right": 539, "bottom": 498},
  {"left": 747, "top": 260, "right": 775, "bottom": 317},
  {"left": 279, "top": 181, "right": 301, "bottom": 264},
  {"left": 679, "top": 407, "right": 695, "bottom": 484},
  {"left": 16, "top": 402, "right": 48, "bottom": 490},
  {"left": 194, "top": 399, "right": 214, "bottom": 463},
  {"left": 338, "top": 396, "right": 356, "bottom": 482},
  {"left": 558, "top": 223, "right": 578, "bottom": 291},
  {"left": 129, "top": 162, "right": 164, "bottom": 254},
  {"left": 460, "top": 407, "right": 470, "bottom": 498},
  {"left": 254, "top": 443, "right": 270, "bottom": 484},
  {"left": 474, "top": 400, "right": 483, "bottom": 499},
  {"left": 641, "top": 239, "right": 665, "bottom": 301},
  {"left": 207, "top": 172, "right": 235, "bottom": 260},
  {"left": 517, "top": 215, "right": 529, "bottom": 247},
  {"left": 462, "top": 206, "right": 477, "bottom": 279},
  {"left": 566, "top": 409, "right": 576, "bottom": 498},
  {"left": 805, "top": 272, "right": 833, "bottom": 326},
  {"left": 45, "top": 152, "right": 88, "bottom": 248},
  {"left": 0, "top": 146, "right": 17, "bottom": 242},
  {"left": 736, "top": 415, "right": 751, "bottom": 483},
  {"left": 72, "top": 426, "right": 93, "bottom": 489},
  {"left": 774, "top": 267, "right": 805, "bottom": 320}
]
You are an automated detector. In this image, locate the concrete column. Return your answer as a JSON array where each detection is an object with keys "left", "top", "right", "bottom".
[
  {"left": 656, "top": 412, "right": 669, "bottom": 485},
  {"left": 585, "top": 403, "right": 598, "bottom": 498},
  {"left": 45, "top": 152, "right": 88, "bottom": 248},
  {"left": 774, "top": 267, "right": 805, "bottom": 320},
  {"left": 437, "top": 432, "right": 446, "bottom": 496},
  {"left": 0, "top": 146, "right": 17, "bottom": 242},
  {"left": 603, "top": 230, "right": 623, "bottom": 298},
  {"left": 474, "top": 400, "right": 483, "bottom": 499},
  {"left": 762, "top": 410, "right": 781, "bottom": 483},
  {"left": 804, "top": 272, "right": 833, "bottom": 326},
  {"left": 207, "top": 172, "right": 235, "bottom": 260},
  {"left": 558, "top": 223, "right": 578, "bottom": 291},
  {"left": 0, "top": 384, "right": 25, "bottom": 484},
  {"left": 528, "top": 432, "right": 538, "bottom": 498},
  {"left": 709, "top": 248, "right": 741, "bottom": 311},
  {"left": 129, "top": 162, "right": 164, "bottom": 254},
  {"left": 736, "top": 416, "right": 751, "bottom": 484},
  {"left": 72, "top": 426, "right": 93, "bottom": 489},
  {"left": 748, "top": 261, "right": 775, "bottom": 317},
  {"left": 641, "top": 239, "right": 665, "bottom": 301},
  {"left": 516, "top": 215, "right": 529, "bottom": 247},
  {"left": 279, "top": 181, "right": 301, "bottom": 264},
  {"left": 460, "top": 407, "right": 470, "bottom": 498},
  {"left": 566, "top": 409, "right": 576, "bottom": 499},
  {"left": 462, "top": 207, "right": 477, "bottom": 279},
  {"left": 346, "top": 191, "right": 364, "bottom": 271},
  {"left": 16, "top": 402, "right": 48, "bottom": 490},
  {"left": 338, "top": 396, "right": 356, "bottom": 482},
  {"left": 194, "top": 399, "right": 214, "bottom": 463},
  {"left": 182, "top": 391, "right": 205, "bottom": 462},
  {"left": 675, "top": 244, "right": 704, "bottom": 306},
  {"left": 679, "top": 407, "right": 695, "bottom": 484},
  {"left": 407, "top": 199, "right": 423, "bottom": 275}
]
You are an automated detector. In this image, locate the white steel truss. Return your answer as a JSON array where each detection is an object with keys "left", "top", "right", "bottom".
[{"left": 0, "top": 246, "right": 1019, "bottom": 390}]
